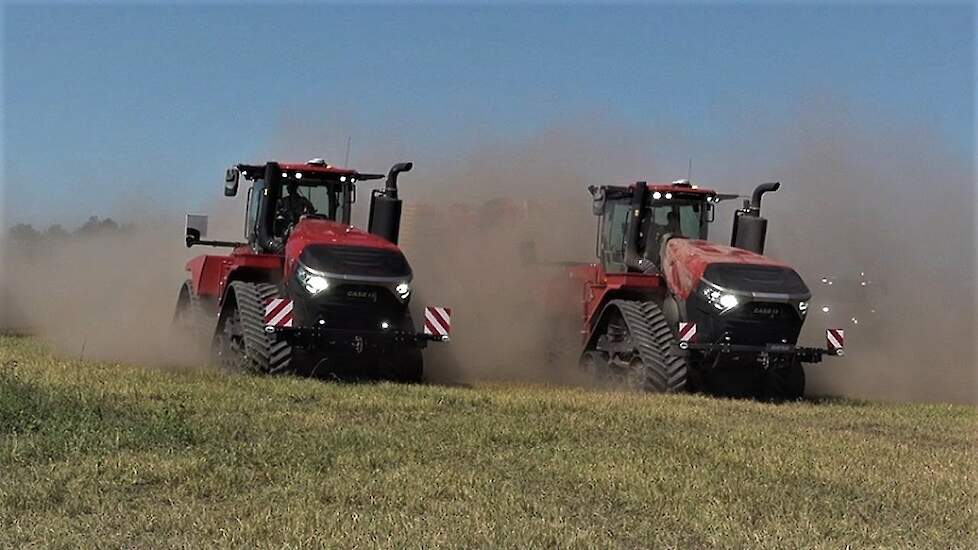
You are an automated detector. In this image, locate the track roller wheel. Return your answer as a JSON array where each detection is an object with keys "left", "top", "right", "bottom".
[
  {"left": 213, "top": 281, "right": 292, "bottom": 374},
  {"left": 763, "top": 361, "right": 806, "bottom": 401},
  {"left": 582, "top": 299, "right": 688, "bottom": 393},
  {"left": 382, "top": 348, "right": 424, "bottom": 383},
  {"left": 171, "top": 279, "right": 212, "bottom": 360}
]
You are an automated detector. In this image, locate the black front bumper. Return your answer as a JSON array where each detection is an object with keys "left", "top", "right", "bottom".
[
  {"left": 266, "top": 325, "right": 446, "bottom": 354},
  {"left": 678, "top": 340, "right": 842, "bottom": 366}
]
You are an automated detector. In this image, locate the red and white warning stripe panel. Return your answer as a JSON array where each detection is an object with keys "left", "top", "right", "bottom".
[
  {"left": 826, "top": 328, "right": 845, "bottom": 352},
  {"left": 424, "top": 306, "right": 452, "bottom": 339},
  {"left": 678, "top": 322, "right": 697, "bottom": 343},
  {"left": 265, "top": 298, "right": 294, "bottom": 328}
]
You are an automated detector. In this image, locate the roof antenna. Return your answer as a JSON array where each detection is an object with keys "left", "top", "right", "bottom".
[
  {"left": 344, "top": 136, "right": 352, "bottom": 167},
  {"left": 687, "top": 157, "right": 693, "bottom": 182}
]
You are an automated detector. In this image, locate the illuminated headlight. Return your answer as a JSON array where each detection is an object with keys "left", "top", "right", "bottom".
[
  {"left": 798, "top": 300, "right": 809, "bottom": 313},
  {"left": 719, "top": 294, "right": 738, "bottom": 309},
  {"left": 395, "top": 281, "right": 411, "bottom": 301},
  {"left": 701, "top": 286, "right": 739, "bottom": 312},
  {"left": 296, "top": 263, "right": 330, "bottom": 295}
]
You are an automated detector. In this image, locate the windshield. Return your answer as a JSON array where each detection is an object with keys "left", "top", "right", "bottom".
[
  {"left": 599, "top": 196, "right": 711, "bottom": 273},
  {"left": 642, "top": 199, "right": 709, "bottom": 246},
  {"left": 276, "top": 178, "right": 354, "bottom": 227},
  {"left": 287, "top": 182, "right": 348, "bottom": 220}
]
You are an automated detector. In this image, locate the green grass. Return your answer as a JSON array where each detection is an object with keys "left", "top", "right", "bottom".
[{"left": 0, "top": 335, "right": 975, "bottom": 548}]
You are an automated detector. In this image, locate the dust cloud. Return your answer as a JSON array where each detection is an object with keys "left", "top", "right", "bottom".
[
  {"left": 1, "top": 99, "right": 974, "bottom": 403},
  {"left": 756, "top": 105, "right": 975, "bottom": 404},
  {"left": 402, "top": 104, "right": 976, "bottom": 404},
  {"left": 0, "top": 191, "right": 253, "bottom": 366},
  {"left": 2, "top": 222, "right": 191, "bottom": 365}
]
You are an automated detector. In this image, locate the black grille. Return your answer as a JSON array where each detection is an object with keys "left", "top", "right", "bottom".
[
  {"left": 688, "top": 297, "right": 803, "bottom": 346},
  {"left": 722, "top": 302, "right": 801, "bottom": 345},
  {"left": 704, "top": 263, "right": 809, "bottom": 295},
  {"left": 732, "top": 302, "right": 796, "bottom": 322},
  {"left": 292, "top": 283, "right": 407, "bottom": 331},
  {"left": 300, "top": 245, "right": 411, "bottom": 278}
]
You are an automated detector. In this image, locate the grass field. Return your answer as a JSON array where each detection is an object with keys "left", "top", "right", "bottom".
[{"left": 0, "top": 335, "right": 975, "bottom": 548}]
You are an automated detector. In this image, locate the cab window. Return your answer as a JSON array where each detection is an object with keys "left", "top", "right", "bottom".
[{"left": 600, "top": 199, "right": 631, "bottom": 272}]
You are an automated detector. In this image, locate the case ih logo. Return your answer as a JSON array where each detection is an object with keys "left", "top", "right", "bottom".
[
  {"left": 264, "top": 298, "right": 294, "bottom": 328},
  {"left": 346, "top": 289, "right": 378, "bottom": 302},
  {"left": 424, "top": 307, "right": 452, "bottom": 339},
  {"left": 751, "top": 305, "right": 782, "bottom": 318}
]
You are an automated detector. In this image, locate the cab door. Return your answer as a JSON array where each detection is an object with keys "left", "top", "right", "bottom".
[{"left": 597, "top": 199, "right": 631, "bottom": 273}]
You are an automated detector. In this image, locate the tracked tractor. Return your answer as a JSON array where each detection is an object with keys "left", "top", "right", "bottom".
[
  {"left": 555, "top": 180, "right": 843, "bottom": 399},
  {"left": 173, "top": 159, "right": 450, "bottom": 381}
]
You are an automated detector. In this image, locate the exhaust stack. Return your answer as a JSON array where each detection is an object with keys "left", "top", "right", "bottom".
[
  {"left": 368, "top": 162, "right": 413, "bottom": 244},
  {"left": 731, "top": 182, "right": 780, "bottom": 254}
]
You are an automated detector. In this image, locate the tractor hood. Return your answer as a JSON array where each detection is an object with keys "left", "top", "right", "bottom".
[
  {"left": 662, "top": 239, "right": 808, "bottom": 300},
  {"left": 287, "top": 219, "right": 401, "bottom": 252},
  {"left": 284, "top": 219, "right": 411, "bottom": 280}
]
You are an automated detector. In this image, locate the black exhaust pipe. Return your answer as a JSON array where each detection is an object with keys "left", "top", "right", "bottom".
[
  {"left": 368, "top": 162, "right": 413, "bottom": 244},
  {"left": 731, "top": 182, "right": 780, "bottom": 254},
  {"left": 750, "top": 181, "right": 780, "bottom": 214}
]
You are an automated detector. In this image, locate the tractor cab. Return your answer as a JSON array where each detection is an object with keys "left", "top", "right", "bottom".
[
  {"left": 590, "top": 180, "right": 720, "bottom": 273},
  {"left": 224, "top": 159, "right": 385, "bottom": 253}
]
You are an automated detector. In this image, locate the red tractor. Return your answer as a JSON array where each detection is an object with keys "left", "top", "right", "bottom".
[
  {"left": 554, "top": 180, "right": 843, "bottom": 399},
  {"left": 173, "top": 159, "right": 450, "bottom": 381}
]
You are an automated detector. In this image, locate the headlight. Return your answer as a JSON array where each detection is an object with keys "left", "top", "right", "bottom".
[
  {"left": 395, "top": 281, "right": 411, "bottom": 301},
  {"left": 296, "top": 263, "right": 330, "bottom": 295},
  {"left": 719, "top": 294, "right": 738, "bottom": 309},
  {"left": 798, "top": 300, "right": 809, "bottom": 312},
  {"left": 701, "top": 286, "right": 739, "bottom": 312}
]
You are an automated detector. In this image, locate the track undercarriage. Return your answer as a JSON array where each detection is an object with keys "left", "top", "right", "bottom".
[
  {"left": 578, "top": 298, "right": 807, "bottom": 400},
  {"left": 176, "top": 280, "right": 427, "bottom": 382}
]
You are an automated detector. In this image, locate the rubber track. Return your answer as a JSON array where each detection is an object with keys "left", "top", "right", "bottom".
[
  {"left": 227, "top": 281, "right": 292, "bottom": 374},
  {"left": 607, "top": 299, "right": 688, "bottom": 393},
  {"left": 173, "top": 280, "right": 211, "bottom": 350}
]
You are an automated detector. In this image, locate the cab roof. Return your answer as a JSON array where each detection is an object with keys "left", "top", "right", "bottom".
[
  {"left": 629, "top": 183, "right": 717, "bottom": 195},
  {"left": 237, "top": 160, "right": 384, "bottom": 182},
  {"left": 602, "top": 182, "right": 718, "bottom": 199},
  {"left": 639, "top": 181, "right": 717, "bottom": 196},
  {"left": 597, "top": 180, "right": 743, "bottom": 205}
]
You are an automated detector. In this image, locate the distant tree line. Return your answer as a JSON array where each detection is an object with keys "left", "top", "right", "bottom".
[{"left": 7, "top": 216, "right": 135, "bottom": 249}]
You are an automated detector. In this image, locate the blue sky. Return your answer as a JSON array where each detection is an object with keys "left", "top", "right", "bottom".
[{"left": 2, "top": 3, "right": 974, "bottom": 227}]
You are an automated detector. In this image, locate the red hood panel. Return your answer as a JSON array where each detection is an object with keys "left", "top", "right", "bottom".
[
  {"left": 663, "top": 239, "right": 789, "bottom": 299},
  {"left": 284, "top": 219, "right": 401, "bottom": 275},
  {"left": 287, "top": 219, "right": 399, "bottom": 251}
]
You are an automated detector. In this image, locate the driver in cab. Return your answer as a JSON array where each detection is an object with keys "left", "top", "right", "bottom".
[
  {"left": 663, "top": 211, "right": 683, "bottom": 237},
  {"left": 277, "top": 181, "right": 316, "bottom": 230}
]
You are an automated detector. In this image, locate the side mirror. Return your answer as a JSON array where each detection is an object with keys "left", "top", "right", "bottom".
[
  {"left": 224, "top": 168, "right": 240, "bottom": 197},
  {"left": 590, "top": 186, "right": 605, "bottom": 215},
  {"left": 185, "top": 214, "right": 208, "bottom": 247}
]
